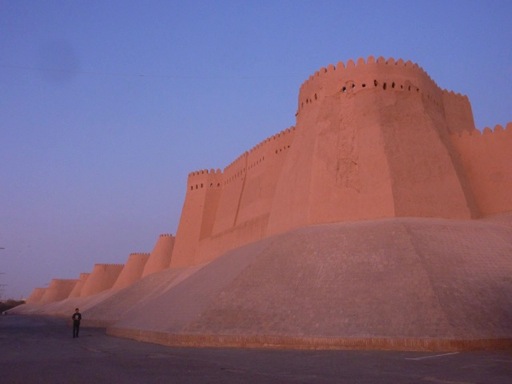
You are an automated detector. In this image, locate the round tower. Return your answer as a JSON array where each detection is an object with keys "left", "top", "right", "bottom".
[
  {"left": 142, "top": 234, "right": 175, "bottom": 277},
  {"left": 79, "top": 264, "right": 124, "bottom": 297},
  {"left": 268, "top": 56, "right": 478, "bottom": 236},
  {"left": 112, "top": 253, "right": 150, "bottom": 290}
]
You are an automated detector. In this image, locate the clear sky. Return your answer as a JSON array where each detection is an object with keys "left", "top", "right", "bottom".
[{"left": 1, "top": 0, "right": 511, "bottom": 299}]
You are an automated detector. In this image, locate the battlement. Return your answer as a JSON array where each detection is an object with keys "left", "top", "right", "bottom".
[
  {"left": 452, "top": 122, "right": 512, "bottom": 139},
  {"left": 187, "top": 168, "right": 223, "bottom": 191},
  {"left": 297, "top": 56, "right": 450, "bottom": 114},
  {"left": 159, "top": 233, "right": 174, "bottom": 238},
  {"left": 246, "top": 126, "right": 296, "bottom": 156},
  {"left": 222, "top": 126, "right": 297, "bottom": 185},
  {"left": 223, "top": 152, "right": 248, "bottom": 185},
  {"left": 95, "top": 263, "right": 124, "bottom": 268},
  {"left": 188, "top": 168, "right": 223, "bottom": 177},
  {"left": 129, "top": 252, "right": 150, "bottom": 257},
  {"left": 449, "top": 122, "right": 512, "bottom": 216},
  {"left": 51, "top": 278, "right": 78, "bottom": 283}
]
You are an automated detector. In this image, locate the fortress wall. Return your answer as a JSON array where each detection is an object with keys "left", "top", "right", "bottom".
[
  {"left": 25, "top": 287, "right": 46, "bottom": 304},
  {"left": 170, "top": 169, "right": 223, "bottom": 268},
  {"left": 68, "top": 273, "right": 90, "bottom": 298},
  {"left": 211, "top": 154, "right": 248, "bottom": 235},
  {"left": 235, "top": 127, "right": 296, "bottom": 225},
  {"left": 172, "top": 126, "right": 297, "bottom": 268},
  {"left": 270, "top": 87, "right": 397, "bottom": 234},
  {"left": 142, "top": 234, "right": 175, "bottom": 277},
  {"left": 268, "top": 57, "right": 474, "bottom": 235},
  {"left": 112, "top": 253, "right": 150, "bottom": 290},
  {"left": 39, "top": 279, "right": 78, "bottom": 304},
  {"left": 378, "top": 84, "right": 474, "bottom": 219},
  {"left": 442, "top": 91, "right": 475, "bottom": 134},
  {"left": 450, "top": 123, "right": 512, "bottom": 215},
  {"left": 196, "top": 214, "right": 270, "bottom": 265},
  {"left": 170, "top": 57, "right": 506, "bottom": 269},
  {"left": 79, "top": 263, "right": 124, "bottom": 297},
  {"left": 198, "top": 171, "right": 224, "bottom": 240}
]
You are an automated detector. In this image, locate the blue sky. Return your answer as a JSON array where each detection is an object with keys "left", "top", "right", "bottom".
[{"left": 1, "top": 0, "right": 511, "bottom": 299}]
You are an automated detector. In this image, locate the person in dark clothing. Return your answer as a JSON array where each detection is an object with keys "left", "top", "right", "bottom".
[{"left": 72, "top": 308, "right": 82, "bottom": 338}]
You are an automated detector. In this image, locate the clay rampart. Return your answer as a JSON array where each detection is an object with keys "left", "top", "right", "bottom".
[
  {"left": 211, "top": 153, "right": 248, "bottom": 234},
  {"left": 39, "top": 278, "right": 78, "bottom": 304},
  {"left": 185, "top": 170, "right": 224, "bottom": 239},
  {"left": 196, "top": 214, "right": 270, "bottom": 264},
  {"left": 171, "top": 168, "right": 225, "bottom": 267},
  {"left": 142, "top": 234, "right": 175, "bottom": 277},
  {"left": 112, "top": 253, "right": 150, "bottom": 290},
  {"left": 442, "top": 91, "right": 475, "bottom": 134},
  {"left": 79, "top": 263, "right": 124, "bottom": 297},
  {"left": 235, "top": 127, "right": 295, "bottom": 226},
  {"left": 172, "top": 125, "right": 298, "bottom": 267},
  {"left": 450, "top": 123, "right": 512, "bottom": 215},
  {"left": 68, "top": 272, "right": 90, "bottom": 298},
  {"left": 25, "top": 287, "right": 46, "bottom": 304},
  {"left": 212, "top": 126, "right": 296, "bottom": 236}
]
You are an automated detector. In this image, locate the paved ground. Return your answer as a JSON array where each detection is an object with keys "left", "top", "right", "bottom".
[{"left": 1, "top": 315, "right": 511, "bottom": 384}]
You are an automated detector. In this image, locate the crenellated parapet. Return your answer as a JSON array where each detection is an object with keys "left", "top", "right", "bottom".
[
  {"left": 452, "top": 122, "right": 512, "bottom": 139},
  {"left": 450, "top": 122, "right": 512, "bottom": 148},
  {"left": 223, "top": 126, "right": 296, "bottom": 185},
  {"left": 223, "top": 152, "right": 248, "bottom": 186},
  {"left": 450, "top": 122, "right": 512, "bottom": 215},
  {"left": 297, "top": 56, "right": 450, "bottom": 115},
  {"left": 187, "top": 168, "right": 223, "bottom": 191},
  {"left": 97, "top": 263, "right": 124, "bottom": 268},
  {"left": 128, "top": 252, "right": 150, "bottom": 258}
]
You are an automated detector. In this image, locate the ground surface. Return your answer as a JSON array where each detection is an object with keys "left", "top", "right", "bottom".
[{"left": 1, "top": 315, "right": 511, "bottom": 384}]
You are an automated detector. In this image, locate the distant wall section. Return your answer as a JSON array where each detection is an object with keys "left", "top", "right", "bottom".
[
  {"left": 450, "top": 123, "right": 512, "bottom": 215},
  {"left": 79, "top": 264, "right": 124, "bottom": 297}
]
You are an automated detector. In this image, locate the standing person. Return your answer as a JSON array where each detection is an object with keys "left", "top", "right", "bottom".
[{"left": 72, "top": 308, "right": 82, "bottom": 338}]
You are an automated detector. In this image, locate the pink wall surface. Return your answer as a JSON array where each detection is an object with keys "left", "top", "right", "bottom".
[
  {"left": 112, "top": 253, "right": 150, "bottom": 290},
  {"left": 141, "top": 234, "right": 175, "bottom": 277},
  {"left": 450, "top": 123, "right": 512, "bottom": 215},
  {"left": 68, "top": 273, "right": 90, "bottom": 298},
  {"left": 171, "top": 169, "right": 222, "bottom": 267},
  {"left": 25, "top": 287, "right": 46, "bottom": 304},
  {"left": 39, "top": 279, "right": 78, "bottom": 304},
  {"left": 79, "top": 264, "right": 124, "bottom": 297},
  {"left": 169, "top": 56, "right": 510, "bottom": 269}
]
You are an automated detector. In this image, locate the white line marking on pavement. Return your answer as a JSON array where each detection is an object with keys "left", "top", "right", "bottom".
[{"left": 405, "top": 352, "right": 460, "bottom": 361}]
